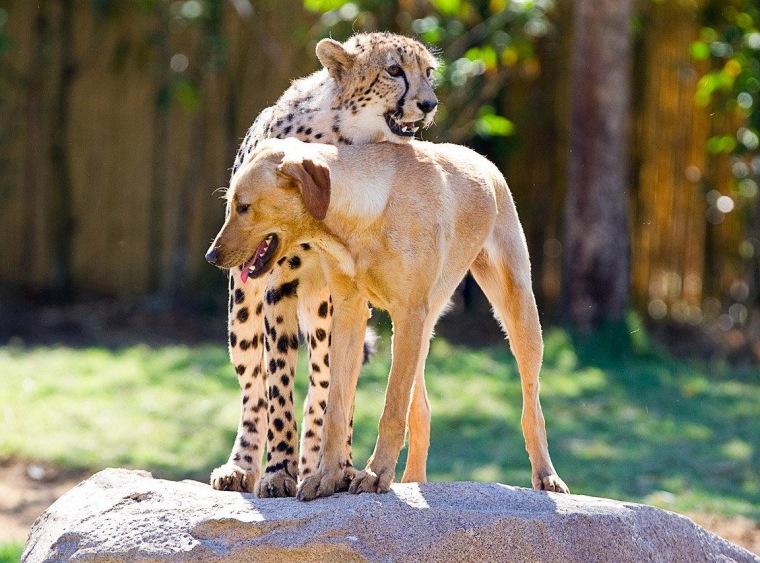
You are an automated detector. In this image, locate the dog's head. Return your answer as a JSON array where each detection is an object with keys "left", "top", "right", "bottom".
[{"left": 205, "top": 139, "right": 331, "bottom": 281}]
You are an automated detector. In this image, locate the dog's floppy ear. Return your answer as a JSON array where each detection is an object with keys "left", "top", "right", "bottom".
[
  {"left": 316, "top": 38, "right": 354, "bottom": 81},
  {"left": 278, "top": 156, "right": 331, "bottom": 221}
]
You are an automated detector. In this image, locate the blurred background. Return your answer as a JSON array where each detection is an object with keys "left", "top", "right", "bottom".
[{"left": 0, "top": 0, "right": 759, "bottom": 557}]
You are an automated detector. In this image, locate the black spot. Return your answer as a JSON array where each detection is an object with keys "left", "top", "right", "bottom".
[
  {"left": 315, "top": 133, "right": 323, "bottom": 139},
  {"left": 269, "top": 385, "right": 280, "bottom": 399},
  {"left": 296, "top": 125, "right": 304, "bottom": 134},
  {"left": 240, "top": 339, "right": 250, "bottom": 351},
  {"left": 305, "top": 128, "right": 312, "bottom": 135},
  {"left": 237, "top": 307, "right": 249, "bottom": 322},
  {"left": 240, "top": 437, "right": 250, "bottom": 447},
  {"left": 244, "top": 455, "right": 253, "bottom": 463},
  {"left": 229, "top": 332, "right": 238, "bottom": 347},
  {"left": 288, "top": 255, "right": 301, "bottom": 269},
  {"left": 290, "top": 335, "right": 299, "bottom": 350},
  {"left": 234, "top": 288, "right": 245, "bottom": 304},
  {"left": 319, "top": 400, "right": 327, "bottom": 410},
  {"left": 324, "top": 354, "right": 330, "bottom": 367},
  {"left": 286, "top": 430, "right": 293, "bottom": 440},
  {"left": 278, "top": 396, "right": 286, "bottom": 407},
  {"left": 252, "top": 334, "right": 259, "bottom": 348},
  {"left": 318, "top": 301, "right": 329, "bottom": 318},
  {"left": 281, "top": 374, "right": 290, "bottom": 386},
  {"left": 283, "top": 125, "right": 292, "bottom": 135},
  {"left": 319, "top": 380, "right": 329, "bottom": 389},
  {"left": 276, "top": 316, "right": 283, "bottom": 324},
  {"left": 300, "top": 243, "right": 311, "bottom": 251},
  {"left": 266, "top": 280, "right": 300, "bottom": 305},
  {"left": 285, "top": 411, "right": 292, "bottom": 421},
  {"left": 270, "top": 326, "right": 277, "bottom": 342},
  {"left": 267, "top": 429, "right": 274, "bottom": 440},
  {"left": 276, "top": 441, "right": 289, "bottom": 452},
  {"left": 286, "top": 446, "right": 294, "bottom": 455},
  {"left": 236, "top": 364, "right": 246, "bottom": 375},
  {"left": 305, "top": 429, "right": 315, "bottom": 438},
  {"left": 277, "top": 336, "right": 290, "bottom": 354},
  {"left": 269, "top": 359, "right": 277, "bottom": 374},
  {"left": 264, "top": 316, "right": 271, "bottom": 334},
  {"left": 314, "top": 418, "right": 323, "bottom": 426},
  {"left": 242, "top": 395, "right": 249, "bottom": 405},
  {"left": 276, "top": 358, "right": 286, "bottom": 369},
  {"left": 312, "top": 445, "right": 320, "bottom": 452},
  {"left": 274, "top": 418, "right": 284, "bottom": 431},
  {"left": 311, "top": 363, "right": 321, "bottom": 373},
  {"left": 315, "top": 328, "right": 327, "bottom": 341},
  {"left": 277, "top": 256, "right": 288, "bottom": 266},
  {"left": 256, "top": 302, "right": 263, "bottom": 315}
]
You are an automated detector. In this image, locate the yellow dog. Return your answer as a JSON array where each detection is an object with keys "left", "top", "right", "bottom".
[{"left": 206, "top": 137, "right": 568, "bottom": 500}]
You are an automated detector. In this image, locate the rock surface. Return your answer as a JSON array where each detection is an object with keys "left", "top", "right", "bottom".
[{"left": 23, "top": 468, "right": 758, "bottom": 562}]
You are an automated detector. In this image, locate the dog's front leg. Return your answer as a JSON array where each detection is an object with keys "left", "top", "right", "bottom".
[
  {"left": 350, "top": 307, "right": 435, "bottom": 494},
  {"left": 296, "top": 275, "right": 367, "bottom": 501}
]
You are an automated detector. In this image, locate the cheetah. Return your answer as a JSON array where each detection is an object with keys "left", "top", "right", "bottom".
[{"left": 210, "top": 32, "right": 440, "bottom": 497}]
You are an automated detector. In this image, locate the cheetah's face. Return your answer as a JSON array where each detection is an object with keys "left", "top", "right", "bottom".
[{"left": 317, "top": 34, "right": 439, "bottom": 143}]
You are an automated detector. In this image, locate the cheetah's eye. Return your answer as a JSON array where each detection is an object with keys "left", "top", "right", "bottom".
[
  {"left": 426, "top": 67, "right": 434, "bottom": 79},
  {"left": 387, "top": 65, "right": 404, "bottom": 78},
  {"left": 236, "top": 203, "right": 251, "bottom": 215}
]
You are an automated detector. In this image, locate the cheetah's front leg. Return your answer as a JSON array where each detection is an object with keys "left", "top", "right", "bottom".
[
  {"left": 254, "top": 256, "right": 303, "bottom": 498},
  {"left": 210, "top": 272, "right": 268, "bottom": 492}
]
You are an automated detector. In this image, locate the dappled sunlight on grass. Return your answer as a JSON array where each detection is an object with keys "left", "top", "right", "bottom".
[{"left": 1, "top": 327, "right": 759, "bottom": 519}]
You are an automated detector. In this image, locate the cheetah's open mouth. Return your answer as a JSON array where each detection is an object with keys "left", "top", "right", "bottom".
[
  {"left": 240, "top": 234, "right": 279, "bottom": 282},
  {"left": 384, "top": 112, "right": 420, "bottom": 137}
]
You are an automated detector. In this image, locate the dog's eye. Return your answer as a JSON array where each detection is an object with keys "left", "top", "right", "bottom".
[
  {"left": 387, "top": 65, "right": 404, "bottom": 78},
  {"left": 236, "top": 203, "right": 250, "bottom": 214}
]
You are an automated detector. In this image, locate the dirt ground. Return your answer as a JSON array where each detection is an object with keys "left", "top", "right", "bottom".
[{"left": 2, "top": 459, "right": 758, "bottom": 555}]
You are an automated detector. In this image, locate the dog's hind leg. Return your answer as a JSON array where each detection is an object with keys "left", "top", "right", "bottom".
[
  {"left": 210, "top": 272, "right": 268, "bottom": 492},
  {"left": 401, "top": 369, "right": 430, "bottom": 483},
  {"left": 470, "top": 249, "right": 569, "bottom": 493}
]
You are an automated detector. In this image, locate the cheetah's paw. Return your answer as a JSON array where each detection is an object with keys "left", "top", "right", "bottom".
[
  {"left": 210, "top": 463, "right": 258, "bottom": 493},
  {"left": 254, "top": 469, "right": 297, "bottom": 498}
]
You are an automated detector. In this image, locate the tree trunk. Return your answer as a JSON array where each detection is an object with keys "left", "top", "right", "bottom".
[{"left": 561, "top": 0, "right": 632, "bottom": 334}]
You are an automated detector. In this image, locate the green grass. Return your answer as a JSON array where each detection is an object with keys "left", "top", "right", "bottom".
[
  {"left": 1, "top": 328, "right": 759, "bottom": 521},
  {"left": 0, "top": 543, "right": 23, "bottom": 563}
]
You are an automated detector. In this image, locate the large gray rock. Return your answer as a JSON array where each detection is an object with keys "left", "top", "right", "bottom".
[{"left": 23, "top": 468, "right": 757, "bottom": 562}]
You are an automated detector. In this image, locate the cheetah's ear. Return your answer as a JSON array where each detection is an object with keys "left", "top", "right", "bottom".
[
  {"left": 316, "top": 38, "right": 355, "bottom": 81},
  {"left": 278, "top": 156, "right": 331, "bottom": 221}
]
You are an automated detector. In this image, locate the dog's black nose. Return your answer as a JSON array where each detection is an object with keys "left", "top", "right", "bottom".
[
  {"left": 417, "top": 99, "right": 438, "bottom": 114},
  {"left": 205, "top": 247, "right": 219, "bottom": 265}
]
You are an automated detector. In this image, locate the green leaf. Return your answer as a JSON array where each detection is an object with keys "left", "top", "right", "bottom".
[
  {"left": 430, "top": 0, "right": 461, "bottom": 17},
  {"left": 690, "top": 41, "right": 711, "bottom": 60},
  {"left": 303, "top": 0, "right": 351, "bottom": 13},
  {"left": 476, "top": 113, "right": 515, "bottom": 137}
]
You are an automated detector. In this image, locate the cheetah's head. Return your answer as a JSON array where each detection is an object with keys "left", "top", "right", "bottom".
[{"left": 317, "top": 33, "right": 439, "bottom": 143}]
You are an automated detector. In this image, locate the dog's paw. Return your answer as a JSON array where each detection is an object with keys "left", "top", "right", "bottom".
[
  {"left": 210, "top": 463, "right": 258, "bottom": 493},
  {"left": 534, "top": 471, "right": 569, "bottom": 494},
  {"left": 348, "top": 466, "right": 394, "bottom": 494},
  {"left": 254, "top": 470, "right": 297, "bottom": 498},
  {"left": 296, "top": 465, "right": 355, "bottom": 501}
]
